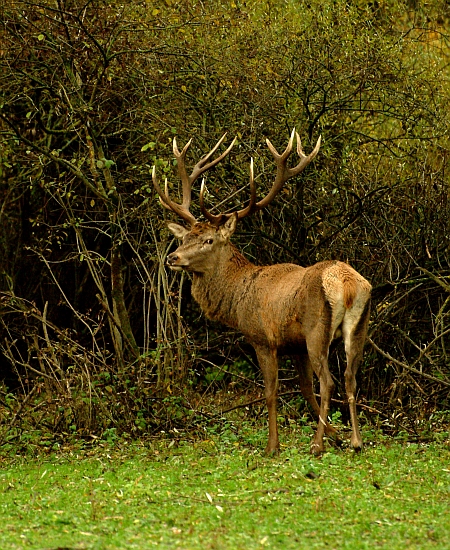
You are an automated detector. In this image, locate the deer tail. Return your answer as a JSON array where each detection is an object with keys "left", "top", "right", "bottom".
[{"left": 343, "top": 273, "right": 358, "bottom": 309}]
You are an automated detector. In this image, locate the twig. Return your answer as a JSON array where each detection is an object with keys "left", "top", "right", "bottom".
[
  {"left": 197, "top": 357, "right": 263, "bottom": 387},
  {"left": 218, "top": 390, "right": 384, "bottom": 416},
  {"left": 96, "top": 294, "right": 140, "bottom": 361},
  {"left": 417, "top": 267, "right": 450, "bottom": 293},
  {"left": 42, "top": 301, "right": 65, "bottom": 377},
  {"left": 368, "top": 337, "right": 450, "bottom": 387}
]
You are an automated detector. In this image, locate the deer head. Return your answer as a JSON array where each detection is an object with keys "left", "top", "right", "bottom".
[{"left": 165, "top": 217, "right": 238, "bottom": 273}]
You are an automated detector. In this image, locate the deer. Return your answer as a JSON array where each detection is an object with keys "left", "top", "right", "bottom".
[{"left": 152, "top": 130, "right": 372, "bottom": 455}]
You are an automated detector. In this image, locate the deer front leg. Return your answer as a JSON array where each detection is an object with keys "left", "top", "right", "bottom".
[{"left": 255, "top": 346, "right": 279, "bottom": 455}]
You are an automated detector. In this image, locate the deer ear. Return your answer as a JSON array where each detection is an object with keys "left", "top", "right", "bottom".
[
  {"left": 167, "top": 222, "right": 189, "bottom": 239},
  {"left": 220, "top": 213, "right": 237, "bottom": 239}
]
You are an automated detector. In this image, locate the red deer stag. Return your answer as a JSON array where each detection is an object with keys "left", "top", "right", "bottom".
[{"left": 152, "top": 130, "right": 372, "bottom": 455}]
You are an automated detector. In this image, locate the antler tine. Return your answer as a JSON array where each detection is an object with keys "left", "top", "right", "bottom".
[
  {"left": 255, "top": 129, "right": 321, "bottom": 211},
  {"left": 169, "top": 133, "right": 237, "bottom": 217},
  {"left": 291, "top": 132, "right": 321, "bottom": 177},
  {"left": 174, "top": 134, "right": 236, "bottom": 187},
  {"left": 265, "top": 127, "right": 295, "bottom": 162},
  {"left": 152, "top": 165, "right": 197, "bottom": 226},
  {"left": 199, "top": 179, "right": 223, "bottom": 225},
  {"left": 190, "top": 134, "right": 237, "bottom": 184},
  {"left": 195, "top": 133, "right": 229, "bottom": 167},
  {"left": 235, "top": 157, "right": 258, "bottom": 220},
  {"left": 173, "top": 136, "right": 194, "bottom": 211}
]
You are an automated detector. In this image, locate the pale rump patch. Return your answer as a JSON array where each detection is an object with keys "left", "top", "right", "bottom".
[{"left": 322, "top": 262, "right": 370, "bottom": 311}]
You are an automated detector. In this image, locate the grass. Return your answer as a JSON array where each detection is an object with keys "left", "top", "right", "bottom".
[{"left": 0, "top": 426, "right": 449, "bottom": 550}]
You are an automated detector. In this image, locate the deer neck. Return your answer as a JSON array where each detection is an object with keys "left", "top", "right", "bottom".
[{"left": 191, "top": 243, "right": 255, "bottom": 329}]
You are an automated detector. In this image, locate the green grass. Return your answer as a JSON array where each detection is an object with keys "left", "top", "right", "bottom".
[{"left": 1, "top": 431, "right": 449, "bottom": 549}]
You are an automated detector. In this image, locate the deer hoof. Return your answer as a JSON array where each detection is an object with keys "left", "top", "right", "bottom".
[
  {"left": 351, "top": 435, "right": 363, "bottom": 451},
  {"left": 310, "top": 442, "right": 324, "bottom": 456},
  {"left": 264, "top": 445, "right": 280, "bottom": 456}
]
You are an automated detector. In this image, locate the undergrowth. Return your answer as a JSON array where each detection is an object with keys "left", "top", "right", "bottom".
[{"left": 1, "top": 376, "right": 450, "bottom": 459}]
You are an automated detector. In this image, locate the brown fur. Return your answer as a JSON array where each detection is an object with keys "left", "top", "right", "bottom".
[{"left": 167, "top": 218, "right": 372, "bottom": 455}]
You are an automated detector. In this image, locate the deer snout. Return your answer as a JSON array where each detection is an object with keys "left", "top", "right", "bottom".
[
  {"left": 166, "top": 252, "right": 184, "bottom": 271},
  {"left": 167, "top": 252, "right": 179, "bottom": 265}
]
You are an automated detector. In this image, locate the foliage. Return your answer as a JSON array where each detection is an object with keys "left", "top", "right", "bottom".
[
  {"left": 0, "top": 0, "right": 449, "bottom": 441},
  {"left": 0, "top": 435, "right": 450, "bottom": 549}
]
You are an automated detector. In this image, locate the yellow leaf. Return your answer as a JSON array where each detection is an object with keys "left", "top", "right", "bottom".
[
  {"left": 181, "top": 85, "right": 187, "bottom": 93},
  {"left": 90, "top": 199, "right": 95, "bottom": 207}
]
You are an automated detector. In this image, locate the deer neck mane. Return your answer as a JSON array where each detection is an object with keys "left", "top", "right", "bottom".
[{"left": 191, "top": 242, "right": 255, "bottom": 328}]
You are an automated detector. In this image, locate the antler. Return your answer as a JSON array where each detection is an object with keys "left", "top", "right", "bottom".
[
  {"left": 200, "top": 129, "right": 321, "bottom": 226},
  {"left": 152, "top": 134, "right": 236, "bottom": 226}
]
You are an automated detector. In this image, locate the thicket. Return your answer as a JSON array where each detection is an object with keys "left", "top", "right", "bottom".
[{"left": 0, "top": 0, "right": 449, "bottom": 450}]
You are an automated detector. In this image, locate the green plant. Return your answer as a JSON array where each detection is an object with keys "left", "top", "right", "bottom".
[{"left": 0, "top": 434, "right": 449, "bottom": 549}]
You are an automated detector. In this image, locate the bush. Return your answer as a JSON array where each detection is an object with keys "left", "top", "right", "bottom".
[{"left": 0, "top": 0, "right": 449, "bottom": 444}]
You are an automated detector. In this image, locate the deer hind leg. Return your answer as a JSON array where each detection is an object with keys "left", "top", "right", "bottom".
[
  {"left": 254, "top": 346, "right": 279, "bottom": 455},
  {"left": 292, "top": 353, "right": 340, "bottom": 443},
  {"left": 342, "top": 298, "right": 371, "bottom": 451}
]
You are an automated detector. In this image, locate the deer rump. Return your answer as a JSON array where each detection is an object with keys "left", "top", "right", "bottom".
[{"left": 154, "top": 130, "right": 372, "bottom": 455}]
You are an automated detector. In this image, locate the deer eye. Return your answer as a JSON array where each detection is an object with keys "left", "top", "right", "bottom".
[{"left": 204, "top": 238, "right": 214, "bottom": 245}]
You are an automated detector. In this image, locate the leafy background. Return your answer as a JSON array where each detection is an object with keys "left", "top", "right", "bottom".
[{"left": 0, "top": 0, "right": 449, "bottom": 450}]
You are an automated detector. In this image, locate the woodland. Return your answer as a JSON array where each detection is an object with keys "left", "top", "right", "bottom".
[{"left": 0, "top": 0, "right": 449, "bottom": 450}]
